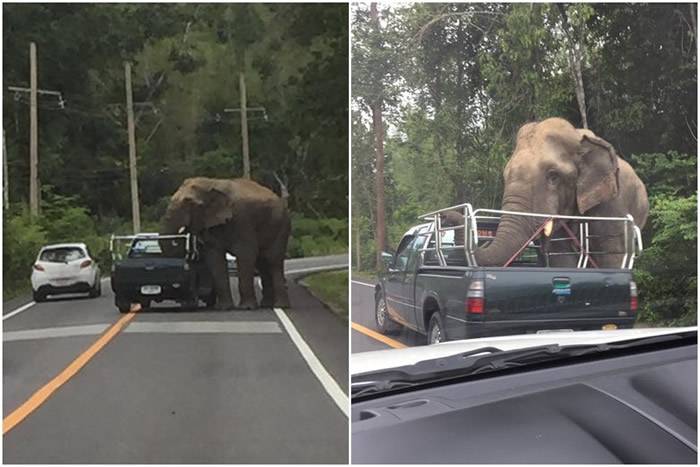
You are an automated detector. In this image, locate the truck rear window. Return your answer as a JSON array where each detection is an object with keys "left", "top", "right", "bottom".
[{"left": 129, "top": 239, "right": 186, "bottom": 258}]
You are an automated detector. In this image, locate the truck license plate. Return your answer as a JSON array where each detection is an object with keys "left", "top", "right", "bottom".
[{"left": 141, "top": 285, "right": 161, "bottom": 295}]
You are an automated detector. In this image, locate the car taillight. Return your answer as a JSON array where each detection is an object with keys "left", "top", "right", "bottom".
[
  {"left": 466, "top": 280, "right": 484, "bottom": 314},
  {"left": 33, "top": 264, "right": 45, "bottom": 271},
  {"left": 80, "top": 260, "right": 92, "bottom": 268},
  {"left": 630, "top": 281, "right": 638, "bottom": 312}
]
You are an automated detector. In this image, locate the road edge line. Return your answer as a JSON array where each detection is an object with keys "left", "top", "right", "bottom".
[
  {"left": 351, "top": 280, "right": 375, "bottom": 288},
  {"left": 3, "top": 305, "right": 139, "bottom": 435},
  {"left": 273, "top": 307, "right": 349, "bottom": 418},
  {"left": 285, "top": 264, "right": 348, "bottom": 275},
  {"left": 351, "top": 321, "right": 407, "bottom": 349},
  {"left": 3, "top": 301, "right": 36, "bottom": 321}
]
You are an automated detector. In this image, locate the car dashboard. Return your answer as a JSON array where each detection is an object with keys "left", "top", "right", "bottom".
[{"left": 352, "top": 342, "right": 697, "bottom": 464}]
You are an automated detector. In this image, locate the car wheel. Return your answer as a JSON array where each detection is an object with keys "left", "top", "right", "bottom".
[
  {"left": 89, "top": 280, "right": 101, "bottom": 298},
  {"left": 427, "top": 312, "right": 445, "bottom": 345},
  {"left": 32, "top": 290, "right": 46, "bottom": 303},
  {"left": 375, "top": 294, "right": 400, "bottom": 334}
]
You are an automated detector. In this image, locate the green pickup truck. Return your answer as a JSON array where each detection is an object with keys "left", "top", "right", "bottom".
[{"left": 375, "top": 204, "right": 642, "bottom": 344}]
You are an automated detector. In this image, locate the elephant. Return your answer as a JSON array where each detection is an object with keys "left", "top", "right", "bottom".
[
  {"left": 473, "top": 117, "right": 648, "bottom": 269},
  {"left": 161, "top": 177, "right": 291, "bottom": 310}
]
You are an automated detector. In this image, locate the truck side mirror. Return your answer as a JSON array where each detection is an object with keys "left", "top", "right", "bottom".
[{"left": 381, "top": 251, "right": 394, "bottom": 270}]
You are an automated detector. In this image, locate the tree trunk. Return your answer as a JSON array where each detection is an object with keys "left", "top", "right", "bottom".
[
  {"left": 370, "top": 2, "right": 386, "bottom": 269},
  {"left": 558, "top": 4, "right": 588, "bottom": 129}
]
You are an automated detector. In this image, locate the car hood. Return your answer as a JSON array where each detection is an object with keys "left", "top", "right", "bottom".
[{"left": 351, "top": 326, "right": 697, "bottom": 376}]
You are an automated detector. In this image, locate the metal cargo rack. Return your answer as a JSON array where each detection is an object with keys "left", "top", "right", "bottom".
[
  {"left": 418, "top": 203, "right": 643, "bottom": 270},
  {"left": 109, "top": 233, "right": 194, "bottom": 261}
]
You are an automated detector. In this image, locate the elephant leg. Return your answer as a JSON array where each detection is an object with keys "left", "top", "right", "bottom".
[
  {"left": 205, "top": 247, "right": 234, "bottom": 310},
  {"left": 236, "top": 252, "right": 258, "bottom": 310},
  {"left": 271, "top": 258, "right": 290, "bottom": 308},
  {"left": 258, "top": 258, "right": 274, "bottom": 308}
]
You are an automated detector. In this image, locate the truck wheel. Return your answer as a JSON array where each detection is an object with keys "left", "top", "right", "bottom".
[
  {"left": 204, "top": 291, "right": 216, "bottom": 308},
  {"left": 116, "top": 299, "right": 131, "bottom": 313},
  {"left": 427, "top": 312, "right": 445, "bottom": 345},
  {"left": 375, "top": 294, "right": 400, "bottom": 334}
]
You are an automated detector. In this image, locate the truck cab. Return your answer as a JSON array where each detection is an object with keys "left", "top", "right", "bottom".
[{"left": 110, "top": 233, "right": 216, "bottom": 313}]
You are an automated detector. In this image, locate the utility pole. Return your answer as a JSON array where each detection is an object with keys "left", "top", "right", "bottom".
[
  {"left": 3, "top": 130, "right": 9, "bottom": 210},
  {"left": 29, "top": 42, "right": 38, "bottom": 216},
  {"left": 224, "top": 76, "right": 266, "bottom": 179},
  {"left": 124, "top": 62, "right": 141, "bottom": 233},
  {"left": 239, "top": 73, "right": 250, "bottom": 179}
]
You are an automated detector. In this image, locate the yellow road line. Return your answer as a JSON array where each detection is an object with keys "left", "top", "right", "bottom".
[
  {"left": 351, "top": 321, "right": 407, "bottom": 349},
  {"left": 3, "top": 304, "right": 140, "bottom": 435}
]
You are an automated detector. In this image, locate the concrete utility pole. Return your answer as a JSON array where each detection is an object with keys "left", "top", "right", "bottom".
[
  {"left": 224, "top": 75, "right": 267, "bottom": 179},
  {"left": 3, "top": 130, "right": 9, "bottom": 210},
  {"left": 29, "top": 42, "right": 38, "bottom": 216},
  {"left": 239, "top": 73, "right": 250, "bottom": 179},
  {"left": 124, "top": 62, "right": 141, "bottom": 233}
]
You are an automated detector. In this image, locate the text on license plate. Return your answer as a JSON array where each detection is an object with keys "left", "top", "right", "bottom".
[{"left": 141, "top": 285, "right": 161, "bottom": 295}]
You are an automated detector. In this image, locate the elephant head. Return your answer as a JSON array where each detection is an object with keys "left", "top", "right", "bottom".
[
  {"left": 161, "top": 177, "right": 235, "bottom": 235},
  {"left": 475, "top": 118, "right": 621, "bottom": 266}
]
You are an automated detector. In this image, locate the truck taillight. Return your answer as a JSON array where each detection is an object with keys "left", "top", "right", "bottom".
[
  {"left": 630, "top": 281, "right": 638, "bottom": 312},
  {"left": 466, "top": 280, "right": 484, "bottom": 314}
]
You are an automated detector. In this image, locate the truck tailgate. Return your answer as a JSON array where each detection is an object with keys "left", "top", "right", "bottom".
[{"left": 481, "top": 267, "right": 633, "bottom": 322}]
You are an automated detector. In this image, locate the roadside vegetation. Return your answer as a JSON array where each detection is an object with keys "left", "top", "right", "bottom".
[
  {"left": 3, "top": 4, "right": 348, "bottom": 299},
  {"left": 352, "top": 3, "right": 696, "bottom": 326},
  {"left": 302, "top": 270, "right": 349, "bottom": 320}
]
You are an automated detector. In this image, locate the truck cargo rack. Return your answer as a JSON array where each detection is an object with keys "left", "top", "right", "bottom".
[
  {"left": 418, "top": 203, "right": 643, "bottom": 270},
  {"left": 109, "top": 233, "right": 194, "bottom": 261}
]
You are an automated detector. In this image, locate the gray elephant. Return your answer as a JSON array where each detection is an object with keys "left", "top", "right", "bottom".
[
  {"left": 474, "top": 117, "right": 648, "bottom": 269},
  {"left": 161, "top": 177, "right": 291, "bottom": 310}
]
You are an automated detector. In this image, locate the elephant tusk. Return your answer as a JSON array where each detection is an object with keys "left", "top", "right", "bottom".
[
  {"left": 543, "top": 219, "right": 554, "bottom": 237},
  {"left": 178, "top": 226, "right": 186, "bottom": 234}
]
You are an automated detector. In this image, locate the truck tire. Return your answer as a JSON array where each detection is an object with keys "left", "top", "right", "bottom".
[
  {"left": 204, "top": 290, "right": 216, "bottom": 308},
  {"left": 116, "top": 298, "right": 131, "bottom": 314},
  {"left": 427, "top": 312, "right": 445, "bottom": 345},
  {"left": 375, "top": 294, "right": 400, "bottom": 334}
]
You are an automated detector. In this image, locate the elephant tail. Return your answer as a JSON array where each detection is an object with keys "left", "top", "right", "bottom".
[{"left": 273, "top": 171, "right": 289, "bottom": 209}]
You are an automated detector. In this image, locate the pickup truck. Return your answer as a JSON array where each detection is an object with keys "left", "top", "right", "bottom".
[
  {"left": 375, "top": 203, "right": 642, "bottom": 344},
  {"left": 110, "top": 233, "right": 216, "bottom": 313}
]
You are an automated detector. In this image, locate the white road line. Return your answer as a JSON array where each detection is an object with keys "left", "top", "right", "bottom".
[
  {"left": 351, "top": 280, "right": 375, "bottom": 288},
  {"left": 273, "top": 307, "right": 349, "bottom": 418},
  {"left": 285, "top": 264, "right": 348, "bottom": 275},
  {"left": 4, "top": 324, "right": 110, "bottom": 342},
  {"left": 124, "top": 321, "right": 281, "bottom": 334},
  {"left": 3, "top": 301, "right": 37, "bottom": 321}
]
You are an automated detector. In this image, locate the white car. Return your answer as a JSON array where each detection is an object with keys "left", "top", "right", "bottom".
[{"left": 31, "top": 243, "right": 101, "bottom": 302}]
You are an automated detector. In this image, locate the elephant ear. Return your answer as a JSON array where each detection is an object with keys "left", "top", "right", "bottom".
[
  {"left": 202, "top": 181, "right": 235, "bottom": 229},
  {"left": 576, "top": 132, "right": 620, "bottom": 214}
]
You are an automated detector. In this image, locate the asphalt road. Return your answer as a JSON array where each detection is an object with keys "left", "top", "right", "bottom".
[
  {"left": 3, "top": 254, "right": 349, "bottom": 463},
  {"left": 351, "top": 275, "right": 425, "bottom": 354}
]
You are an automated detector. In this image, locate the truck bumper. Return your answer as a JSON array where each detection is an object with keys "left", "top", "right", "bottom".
[{"left": 453, "top": 316, "right": 638, "bottom": 340}]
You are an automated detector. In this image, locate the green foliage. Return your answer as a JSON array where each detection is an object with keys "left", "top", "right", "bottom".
[
  {"left": 3, "top": 209, "right": 48, "bottom": 297},
  {"left": 287, "top": 216, "right": 348, "bottom": 258},
  {"left": 303, "top": 270, "right": 348, "bottom": 319}
]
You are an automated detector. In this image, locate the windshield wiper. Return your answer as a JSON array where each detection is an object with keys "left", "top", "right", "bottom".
[{"left": 352, "top": 331, "right": 695, "bottom": 398}]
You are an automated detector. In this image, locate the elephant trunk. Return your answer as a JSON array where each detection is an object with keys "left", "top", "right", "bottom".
[{"left": 474, "top": 192, "right": 539, "bottom": 267}]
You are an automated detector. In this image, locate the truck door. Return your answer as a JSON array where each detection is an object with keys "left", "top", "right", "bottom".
[
  {"left": 384, "top": 234, "right": 415, "bottom": 325},
  {"left": 401, "top": 234, "right": 427, "bottom": 329}
]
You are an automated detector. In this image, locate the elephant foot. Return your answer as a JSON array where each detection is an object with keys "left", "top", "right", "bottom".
[
  {"left": 273, "top": 297, "right": 290, "bottom": 308},
  {"left": 237, "top": 298, "right": 259, "bottom": 310},
  {"left": 214, "top": 302, "right": 235, "bottom": 311}
]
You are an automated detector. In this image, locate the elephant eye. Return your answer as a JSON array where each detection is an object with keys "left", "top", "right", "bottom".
[{"left": 547, "top": 170, "right": 560, "bottom": 185}]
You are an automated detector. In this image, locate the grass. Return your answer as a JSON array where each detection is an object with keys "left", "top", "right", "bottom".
[
  {"left": 302, "top": 269, "right": 348, "bottom": 320},
  {"left": 351, "top": 269, "right": 377, "bottom": 284}
]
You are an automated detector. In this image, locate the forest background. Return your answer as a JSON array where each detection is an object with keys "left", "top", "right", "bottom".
[{"left": 352, "top": 3, "right": 697, "bottom": 326}]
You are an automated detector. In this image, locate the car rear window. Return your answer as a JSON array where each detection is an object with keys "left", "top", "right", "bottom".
[{"left": 39, "top": 247, "right": 86, "bottom": 263}]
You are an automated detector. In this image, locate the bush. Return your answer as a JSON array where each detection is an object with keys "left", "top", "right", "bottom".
[
  {"left": 287, "top": 215, "right": 348, "bottom": 258},
  {"left": 3, "top": 209, "right": 48, "bottom": 297}
]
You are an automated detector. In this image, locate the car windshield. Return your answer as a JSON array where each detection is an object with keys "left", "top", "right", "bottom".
[
  {"left": 39, "top": 247, "right": 85, "bottom": 263},
  {"left": 128, "top": 238, "right": 186, "bottom": 258}
]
